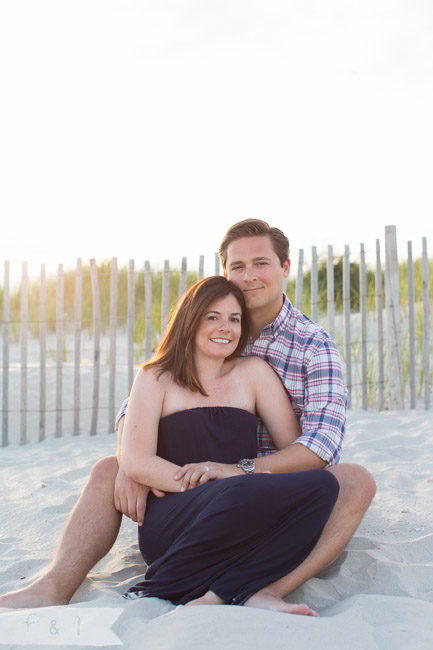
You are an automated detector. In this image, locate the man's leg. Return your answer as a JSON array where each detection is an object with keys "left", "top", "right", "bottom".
[
  {"left": 0, "top": 456, "right": 122, "bottom": 608},
  {"left": 245, "top": 463, "right": 376, "bottom": 610}
]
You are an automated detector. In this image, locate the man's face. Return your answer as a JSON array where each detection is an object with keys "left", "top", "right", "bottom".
[{"left": 225, "top": 236, "right": 290, "bottom": 318}]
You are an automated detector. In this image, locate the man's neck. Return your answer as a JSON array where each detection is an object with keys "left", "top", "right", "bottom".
[{"left": 248, "top": 297, "right": 284, "bottom": 342}]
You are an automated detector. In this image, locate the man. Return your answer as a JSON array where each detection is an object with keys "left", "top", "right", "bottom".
[{"left": 0, "top": 219, "right": 375, "bottom": 610}]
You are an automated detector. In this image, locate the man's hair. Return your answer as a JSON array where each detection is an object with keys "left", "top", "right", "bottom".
[
  {"left": 142, "top": 276, "right": 249, "bottom": 396},
  {"left": 219, "top": 219, "right": 290, "bottom": 270}
]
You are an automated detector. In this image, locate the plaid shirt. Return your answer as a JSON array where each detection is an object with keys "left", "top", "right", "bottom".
[
  {"left": 115, "top": 295, "right": 347, "bottom": 466},
  {"left": 243, "top": 295, "right": 347, "bottom": 465}
]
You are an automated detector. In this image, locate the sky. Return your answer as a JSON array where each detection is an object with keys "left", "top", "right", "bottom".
[{"left": 1, "top": 0, "right": 432, "bottom": 284}]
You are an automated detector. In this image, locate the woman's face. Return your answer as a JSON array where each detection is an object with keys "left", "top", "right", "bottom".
[{"left": 194, "top": 294, "right": 242, "bottom": 360}]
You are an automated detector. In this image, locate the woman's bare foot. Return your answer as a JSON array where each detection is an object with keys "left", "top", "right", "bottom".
[
  {"left": 0, "top": 576, "right": 70, "bottom": 610},
  {"left": 185, "top": 590, "right": 226, "bottom": 606},
  {"left": 244, "top": 588, "right": 319, "bottom": 617}
]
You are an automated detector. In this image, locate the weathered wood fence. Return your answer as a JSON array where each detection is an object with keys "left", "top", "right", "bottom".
[{"left": 1, "top": 226, "right": 431, "bottom": 446}]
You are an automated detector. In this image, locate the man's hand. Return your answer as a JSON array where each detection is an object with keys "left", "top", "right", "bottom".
[
  {"left": 114, "top": 467, "right": 149, "bottom": 525},
  {"left": 114, "top": 468, "right": 166, "bottom": 526},
  {"left": 173, "top": 462, "right": 242, "bottom": 492},
  {"left": 115, "top": 414, "right": 165, "bottom": 524}
]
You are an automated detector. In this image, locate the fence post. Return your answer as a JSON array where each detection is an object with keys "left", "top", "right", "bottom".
[
  {"left": 109, "top": 258, "right": 118, "bottom": 432},
  {"left": 179, "top": 257, "right": 187, "bottom": 298},
  {"left": 39, "top": 264, "right": 47, "bottom": 442},
  {"left": 327, "top": 246, "right": 335, "bottom": 339},
  {"left": 360, "top": 244, "right": 368, "bottom": 409},
  {"left": 127, "top": 260, "right": 135, "bottom": 393},
  {"left": 161, "top": 260, "right": 170, "bottom": 333},
  {"left": 73, "top": 259, "right": 82, "bottom": 436},
  {"left": 55, "top": 264, "right": 64, "bottom": 437},
  {"left": 20, "top": 262, "right": 28, "bottom": 444},
  {"left": 311, "top": 246, "right": 318, "bottom": 322},
  {"left": 144, "top": 261, "right": 152, "bottom": 360},
  {"left": 407, "top": 242, "right": 416, "bottom": 409},
  {"left": 343, "top": 245, "right": 352, "bottom": 408},
  {"left": 2, "top": 261, "right": 10, "bottom": 447},
  {"left": 90, "top": 259, "right": 101, "bottom": 435},
  {"left": 376, "top": 240, "right": 384, "bottom": 411},
  {"left": 422, "top": 237, "right": 430, "bottom": 409},
  {"left": 384, "top": 225, "right": 404, "bottom": 409},
  {"left": 295, "top": 249, "right": 304, "bottom": 311},
  {"left": 198, "top": 255, "right": 204, "bottom": 282}
]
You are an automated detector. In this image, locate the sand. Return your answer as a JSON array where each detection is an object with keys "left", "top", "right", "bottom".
[{"left": 0, "top": 408, "right": 433, "bottom": 649}]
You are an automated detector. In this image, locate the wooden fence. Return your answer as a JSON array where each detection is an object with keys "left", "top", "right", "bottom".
[{"left": 1, "top": 226, "right": 431, "bottom": 446}]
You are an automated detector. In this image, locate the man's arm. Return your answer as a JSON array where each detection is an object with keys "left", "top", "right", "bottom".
[
  {"left": 254, "top": 440, "right": 326, "bottom": 472},
  {"left": 293, "top": 337, "right": 347, "bottom": 466}
]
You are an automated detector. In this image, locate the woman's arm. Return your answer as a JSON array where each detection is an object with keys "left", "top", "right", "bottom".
[
  {"left": 250, "top": 358, "right": 326, "bottom": 473},
  {"left": 120, "top": 368, "right": 185, "bottom": 493}
]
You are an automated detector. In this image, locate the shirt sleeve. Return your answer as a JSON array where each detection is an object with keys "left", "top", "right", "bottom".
[
  {"left": 293, "top": 338, "right": 347, "bottom": 466},
  {"left": 115, "top": 398, "right": 129, "bottom": 432}
]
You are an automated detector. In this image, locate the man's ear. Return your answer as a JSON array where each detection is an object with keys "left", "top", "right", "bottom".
[
  {"left": 223, "top": 268, "right": 228, "bottom": 278},
  {"left": 283, "top": 259, "right": 291, "bottom": 278}
]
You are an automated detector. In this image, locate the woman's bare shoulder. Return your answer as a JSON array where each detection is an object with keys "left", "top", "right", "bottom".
[
  {"left": 232, "top": 356, "right": 273, "bottom": 375},
  {"left": 136, "top": 365, "right": 172, "bottom": 389}
]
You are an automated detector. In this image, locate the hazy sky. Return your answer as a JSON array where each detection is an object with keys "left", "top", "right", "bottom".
[{"left": 1, "top": 0, "right": 432, "bottom": 282}]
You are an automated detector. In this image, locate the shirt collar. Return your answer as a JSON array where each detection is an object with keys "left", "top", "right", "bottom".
[{"left": 258, "top": 294, "right": 292, "bottom": 339}]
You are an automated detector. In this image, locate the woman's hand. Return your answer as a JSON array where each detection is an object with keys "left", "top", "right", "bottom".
[{"left": 173, "top": 462, "right": 240, "bottom": 492}]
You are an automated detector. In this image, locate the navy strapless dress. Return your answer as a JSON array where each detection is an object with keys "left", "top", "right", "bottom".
[{"left": 124, "top": 407, "right": 339, "bottom": 605}]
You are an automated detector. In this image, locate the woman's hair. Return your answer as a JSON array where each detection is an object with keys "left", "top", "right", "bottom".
[
  {"left": 142, "top": 276, "right": 249, "bottom": 396},
  {"left": 219, "top": 218, "right": 290, "bottom": 270}
]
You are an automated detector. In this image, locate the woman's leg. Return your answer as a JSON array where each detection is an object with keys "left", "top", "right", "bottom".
[
  {"left": 243, "top": 463, "right": 376, "bottom": 610},
  {"left": 207, "top": 470, "right": 339, "bottom": 607},
  {"left": 186, "top": 590, "right": 318, "bottom": 616},
  {"left": 127, "top": 470, "right": 339, "bottom": 613}
]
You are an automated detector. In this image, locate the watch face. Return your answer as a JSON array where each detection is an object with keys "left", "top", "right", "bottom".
[{"left": 238, "top": 459, "right": 255, "bottom": 473}]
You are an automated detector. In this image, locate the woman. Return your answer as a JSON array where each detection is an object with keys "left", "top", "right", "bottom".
[{"left": 121, "top": 276, "right": 339, "bottom": 615}]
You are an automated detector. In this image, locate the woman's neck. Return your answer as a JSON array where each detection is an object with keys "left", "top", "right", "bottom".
[{"left": 194, "top": 355, "right": 230, "bottom": 384}]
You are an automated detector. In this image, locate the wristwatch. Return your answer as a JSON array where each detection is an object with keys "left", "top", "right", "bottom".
[{"left": 237, "top": 458, "right": 255, "bottom": 474}]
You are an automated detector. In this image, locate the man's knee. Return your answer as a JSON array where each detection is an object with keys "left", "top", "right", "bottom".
[
  {"left": 88, "top": 455, "right": 119, "bottom": 487},
  {"left": 327, "top": 463, "right": 376, "bottom": 512}
]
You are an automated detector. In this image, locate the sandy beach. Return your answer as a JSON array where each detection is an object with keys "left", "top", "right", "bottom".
[{"left": 0, "top": 407, "right": 432, "bottom": 649}]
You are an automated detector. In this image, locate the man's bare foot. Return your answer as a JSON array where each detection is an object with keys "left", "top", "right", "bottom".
[
  {"left": 185, "top": 590, "right": 226, "bottom": 607},
  {"left": 0, "top": 577, "right": 70, "bottom": 610},
  {"left": 244, "top": 588, "right": 319, "bottom": 617}
]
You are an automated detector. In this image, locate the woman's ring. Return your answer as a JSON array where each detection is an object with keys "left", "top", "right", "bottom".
[{"left": 204, "top": 465, "right": 210, "bottom": 472}]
